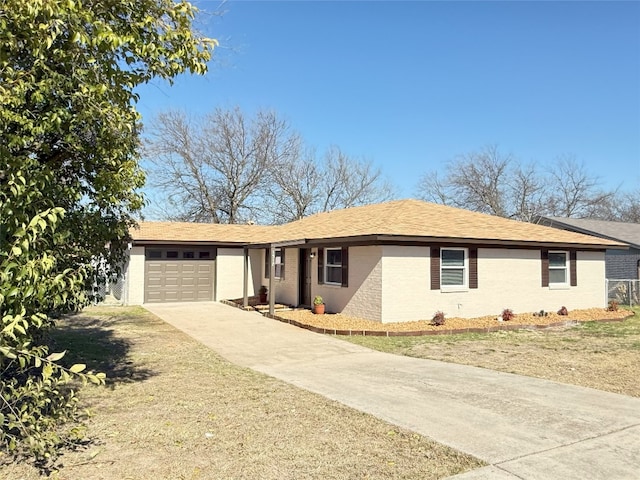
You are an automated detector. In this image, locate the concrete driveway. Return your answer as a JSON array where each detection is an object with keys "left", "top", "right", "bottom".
[{"left": 144, "top": 302, "right": 640, "bottom": 480}]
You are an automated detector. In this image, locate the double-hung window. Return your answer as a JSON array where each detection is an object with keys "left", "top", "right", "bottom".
[
  {"left": 325, "top": 248, "right": 343, "bottom": 285},
  {"left": 441, "top": 248, "right": 467, "bottom": 288},
  {"left": 265, "top": 247, "right": 285, "bottom": 279},
  {"left": 548, "top": 251, "right": 568, "bottom": 286}
]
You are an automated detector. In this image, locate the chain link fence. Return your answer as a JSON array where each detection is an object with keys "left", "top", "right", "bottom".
[
  {"left": 606, "top": 279, "right": 640, "bottom": 307},
  {"left": 93, "top": 274, "right": 125, "bottom": 305}
]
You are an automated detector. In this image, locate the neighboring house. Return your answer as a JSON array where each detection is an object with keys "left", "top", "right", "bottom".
[
  {"left": 538, "top": 217, "right": 640, "bottom": 280},
  {"left": 125, "top": 200, "right": 623, "bottom": 323}
]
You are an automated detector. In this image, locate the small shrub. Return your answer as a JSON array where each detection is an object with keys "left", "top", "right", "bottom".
[
  {"left": 432, "top": 311, "right": 445, "bottom": 326},
  {"left": 533, "top": 310, "right": 548, "bottom": 317},
  {"left": 501, "top": 308, "right": 515, "bottom": 321},
  {"left": 557, "top": 306, "right": 569, "bottom": 316},
  {"left": 608, "top": 300, "right": 619, "bottom": 312},
  {"left": 313, "top": 295, "right": 324, "bottom": 306}
]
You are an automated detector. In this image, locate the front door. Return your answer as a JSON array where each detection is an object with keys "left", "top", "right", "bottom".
[{"left": 298, "top": 248, "right": 312, "bottom": 307}]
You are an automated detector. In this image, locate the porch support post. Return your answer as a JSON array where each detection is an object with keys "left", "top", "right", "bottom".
[
  {"left": 269, "top": 245, "right": 275, "bottom": 315},
  {"left": 243, "top": 247, "right": 249, "bottom": 308}
]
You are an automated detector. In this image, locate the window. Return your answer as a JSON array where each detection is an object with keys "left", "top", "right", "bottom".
[
  {"left": 198, "top": 251, "right": 211, "bottom": 259},
  {"left": 548, "top": 251, "right": 568, "bottom": 285},
  {"left": 274, "top": 248, "right": 285, "bottom": 279},
  {"left": 325, "top": 248, "right": 343, "bottom": 285},
  {"left": 183, "top": 251, "right": 195, "bottom": 259},
  {"left": 147, "top": 250, "right": 162, "bottom": 259},
  {"left": 166, "top": 250, "right": 179, "bottom": 259},
  {"left": 317, "top": 247, "right": 349, "bottom": 287},
  {"left": 264, "top": 247, "right": 285, "bottom": 279},
  {"left": 441, "top": 248, "right": 467, "bottom": 288}
]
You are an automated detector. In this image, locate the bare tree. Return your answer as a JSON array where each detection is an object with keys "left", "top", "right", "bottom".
[
  {"left": 265, "top": 145, "right": 395, "bottom": 223},
  {"left": 416, "top": 146, "right": 621, "bottom": 222},
  {"left": 545, "top": 156, "right": 617, "bottom": 218},
  {"left": 319, "top": 146, "right": 395, "bottom": 212},
  {"left": 146, "top": 107, "right": 395, "bottom": 224},
  {"left": 145, "top": 107, "right": 299, "bottom": 223}
]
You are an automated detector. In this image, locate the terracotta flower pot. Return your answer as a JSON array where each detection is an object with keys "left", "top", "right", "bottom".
[{"left": 313, "top": 304, "right": 325, "bottom": 315}]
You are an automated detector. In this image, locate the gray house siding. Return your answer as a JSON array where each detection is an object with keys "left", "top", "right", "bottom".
[{"left": 606, "top": 248, "right": 640, "bottom": 279}]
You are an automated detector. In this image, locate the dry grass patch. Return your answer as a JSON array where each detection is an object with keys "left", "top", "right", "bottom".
[
  {"left": 1, "top": 306, "right": 482, "bottom": 480},
  {"left": 342, "top": 308, "right": 640, "bottom": 398}
]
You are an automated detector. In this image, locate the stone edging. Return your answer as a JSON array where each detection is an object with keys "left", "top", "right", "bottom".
[{"left": 221, "top": 300, "right": 633, "bottom": 337}]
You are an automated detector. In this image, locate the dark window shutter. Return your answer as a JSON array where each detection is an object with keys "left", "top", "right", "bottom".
[
  {"left": 430, "top": 246, "right": 440, "bottom": 290},
  {"left": 469, "top": 247, "right": 478, "bottom": 289},
  {"left": 264, "top": 248, "right": 269, "bottom": 279},
  {"left": 570, "top": 250, "right": 577, "bottom": 286},
  {"left": 341, "top": 247, "right": 349, "bottom": 287},
  {"left": 541, "top": 249, "right": 549, "bottom": 287},
  {"left": 317, "top": 248, "right": 324, "bottom": 284},
  {"left": 281, "top": 248, "right": 285, "bottom": 280}
]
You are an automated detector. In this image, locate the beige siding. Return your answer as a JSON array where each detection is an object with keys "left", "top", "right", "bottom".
[
  {"left": 313, "top": 246, "right": 383, "bottom": 322},
  {"left": 216, "top": 248, "right": 254, "bottom": 300},
  {"left": 126, "top": 246, "right": 146, "bottom": 305}
]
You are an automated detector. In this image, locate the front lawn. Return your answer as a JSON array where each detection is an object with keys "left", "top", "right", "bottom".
[
  {"left": 342, "top": 308, "right": 640, "bottom": 397},
  {"left": 1, "top": 307, "right": 482, "bottom": 479}
]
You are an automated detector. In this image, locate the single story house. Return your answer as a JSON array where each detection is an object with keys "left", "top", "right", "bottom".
[
  {"left": 538, "top": 216, "right": 640, "bottom": 280},
  {"left": 124, "top": 200, "right": 624, "bottom": 323}
]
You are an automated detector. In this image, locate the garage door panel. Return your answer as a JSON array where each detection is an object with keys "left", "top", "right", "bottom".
[{"left": 145, "top": 257, "right": 215, "bottom": 303}]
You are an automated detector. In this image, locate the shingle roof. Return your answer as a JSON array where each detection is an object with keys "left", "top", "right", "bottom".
[
  {"left": 131, "top": 221, "right": 274, "bottom": 244},
  {"left": 132, "top": 200, "right": 624, "bottom": 248},
  {"left": 540, "top": 216, "right": 640, "bottom": 249}
]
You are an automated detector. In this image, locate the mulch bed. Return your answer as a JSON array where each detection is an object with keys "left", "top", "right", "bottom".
[{"left": 222, "top": 298, "right": 633, "bottom": 336}]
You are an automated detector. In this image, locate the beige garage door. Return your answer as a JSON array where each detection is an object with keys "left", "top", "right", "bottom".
[{"left": 144, "top": 247, "right": 216, "bottom": 303}]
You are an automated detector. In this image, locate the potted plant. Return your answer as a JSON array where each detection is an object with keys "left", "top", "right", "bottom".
[
  {"left": 259, "top": 285, "right": 268, "bottom": 303},
  {"left": 313, "top": 295, "right": 325, "bottom": 315}
]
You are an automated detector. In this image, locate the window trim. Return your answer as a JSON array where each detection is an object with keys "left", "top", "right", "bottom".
[{"left": 440, "top": 247, "right": 469, "bottom": 291}]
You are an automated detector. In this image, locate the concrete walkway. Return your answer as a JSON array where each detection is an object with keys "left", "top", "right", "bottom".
[{"left": 144, "top": 302, "right": 640, "bottom": 480}]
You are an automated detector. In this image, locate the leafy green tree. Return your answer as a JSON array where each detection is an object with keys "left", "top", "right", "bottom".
[{"left": 0, "top": 0, "right": 215, "bottom": 463}]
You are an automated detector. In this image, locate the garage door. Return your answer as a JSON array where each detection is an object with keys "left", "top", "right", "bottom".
[{"left": 144, "top": 247, "right": 216, "bottom": 303}]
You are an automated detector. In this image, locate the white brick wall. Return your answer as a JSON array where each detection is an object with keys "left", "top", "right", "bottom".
[
  {"left": 381, "top": 246, "right": 430, "bottom": 323},
  {"left": 379, "top": 247, "right": 606, "bottom": 321},
  {"left": 258, "top": 248, "right": 299, "bottom": 306},
  {"left": 314, "top": 246, "right": 383, "bottom": 322}
]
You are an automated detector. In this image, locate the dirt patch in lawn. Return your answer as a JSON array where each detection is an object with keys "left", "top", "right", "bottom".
[
  {"left": 274, "top": 307, "right": 630, "bottom": 334},
  {"left": 1, "top": 306, "right": 482, "bottom": 480}
]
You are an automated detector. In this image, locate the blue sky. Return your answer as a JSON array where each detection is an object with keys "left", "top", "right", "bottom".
[{"left": 137, "top": 0, "right": 640, "bottom": 202}]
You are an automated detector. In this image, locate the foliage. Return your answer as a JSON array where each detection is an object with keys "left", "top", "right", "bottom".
[
  {"left": 432, "top": 311, "right": 446, "bottom": 326},
  {"left": 313, "top": 295, "right": 324, "bottom": 306},
  {"left": 145, "top": 108, "right": 395, "bottom": 224},
  {"left": 0, "top": 0, "right": 215, "bottom": 464},
  {"left": 533, "top": 310, "right": 549, "bottom": 317},
  {"left": 501, "top": 309, "right": 515, "bottom": 321},
  {"left": 608, "top": 300, "right": 619, "bottom": 312},
  {"left": 557, "top": 306, "right": 569, "bottom": 316}
]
